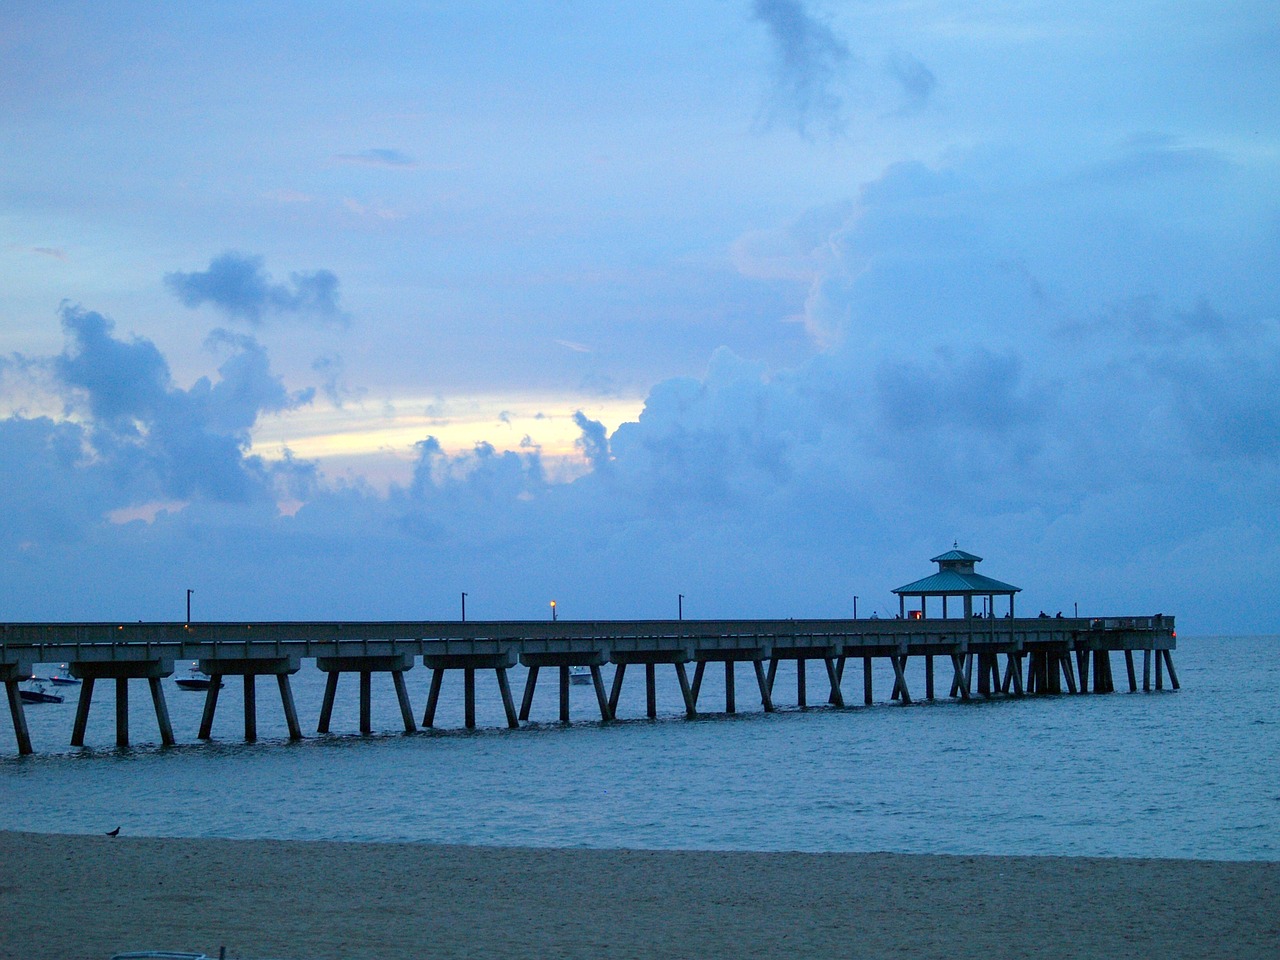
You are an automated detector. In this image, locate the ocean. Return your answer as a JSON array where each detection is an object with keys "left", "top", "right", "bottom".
[{"left": 3, "top": 635, "right": 1276, "bottom": 861}]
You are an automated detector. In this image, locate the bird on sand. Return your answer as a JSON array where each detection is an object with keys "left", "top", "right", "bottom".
[{"left": 106, "top": 827, "right": 120, "bottom": 837}]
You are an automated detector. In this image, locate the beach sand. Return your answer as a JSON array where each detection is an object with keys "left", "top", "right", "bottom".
[{"left": 1, "top": 831, "right": 1276, "bottom": 960}]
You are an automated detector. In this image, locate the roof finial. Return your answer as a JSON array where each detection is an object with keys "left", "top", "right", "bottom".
[{"left": 953, "top": 539, "right": 958, "bottom": 548}]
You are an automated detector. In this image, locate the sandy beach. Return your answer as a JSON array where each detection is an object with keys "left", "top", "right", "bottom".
[{"left": 1, "top": 830, "right": 1275, "bottom": 960}]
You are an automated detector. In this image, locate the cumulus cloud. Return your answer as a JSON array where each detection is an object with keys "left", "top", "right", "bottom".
[
  {"left": 164, "top": 252, "right": 347, "bottom": 326},
  {"left": 46, "top": 304, "right": 313, "bottom": 505},
  {"left": 751, "top": 0, "right": 852, "bottom": 137}
]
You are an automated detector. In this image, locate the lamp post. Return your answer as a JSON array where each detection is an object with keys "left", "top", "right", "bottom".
[
  {"left": 461, "top": 592, "right": 467, "bottom": 622},
  {"left": 186, "top": 589, "right": 193, "bottom": 625},
  {"left": 678, "top": 594, "right": 684, "bottom": 621},
  {"left": 853, "top": 595, "right": 858, "bottom": 620},
  {"left": 550, "top": 600, "right": 557, "bottom": 622}
]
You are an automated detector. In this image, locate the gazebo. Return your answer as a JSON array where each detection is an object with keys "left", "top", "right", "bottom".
[{"left": 893, "top": 546, "right": 1020, "bottom": 620}]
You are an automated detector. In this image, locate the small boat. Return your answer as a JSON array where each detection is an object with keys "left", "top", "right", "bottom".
[
  {"left": 49, "top": 663, "right": 81, "bottom": 685},
  {"left": 569, "top": 666, "right": 593, "bottom": 685},
  {"left": 19, "top": 679, "right": 64, "bottom": 704},
  {"left": 174, "top": 662, "right": 222, "bottom": 691}
]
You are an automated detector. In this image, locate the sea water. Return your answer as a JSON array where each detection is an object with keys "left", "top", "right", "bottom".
[{"left": 2, "top": 635, "right": 1276, "bottom": 860}]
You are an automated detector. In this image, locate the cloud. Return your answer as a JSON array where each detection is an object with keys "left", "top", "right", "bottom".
[
  {"left": 885, "top": 52, "right": 936, "bottom": 113},
  {"left": 332, "top": 148, "right": 417, "bottom": 168},
  {"left": 47, "top": 304, "right": 313, "bottom": 505},
  {"left": 164, "top": 252, "right": 347, "bottom": 326},
  {"left": 751, "top": 0, "right": 852, "bottom": 137}
]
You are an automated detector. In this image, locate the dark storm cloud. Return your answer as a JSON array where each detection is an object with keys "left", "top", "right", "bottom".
[
  {"left": 751, "top": 0, "right": 851, "bottom": 137},
  {"left": 164, "top": 252, "right": 347, "bottom": 326}
]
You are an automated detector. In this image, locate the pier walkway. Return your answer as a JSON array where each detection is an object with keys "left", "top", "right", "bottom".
[{"left": 1, "top": 614, "right": 1177, "bottom": 755}]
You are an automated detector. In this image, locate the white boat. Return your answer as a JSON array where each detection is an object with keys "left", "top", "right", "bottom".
[
  {"left": 174, "top": 662, "right": 223, "bottom": 691},
  {"left": 49, "top": 663, "right": 81, "bottom": 685},
  {"left": 569, "top": 666, "right": 592, "bottom": 685}
]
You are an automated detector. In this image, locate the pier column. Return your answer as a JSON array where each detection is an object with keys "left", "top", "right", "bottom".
[
  {"left": 243, "top": 674, "right": 258, "bottom": 742},
  {"left": 319, "top": 671, "right": 340, "bottom": 733},
  {"left": 199, "top": 676, "right": 223, "bottom": 739},
  {"left": 823, "top": 658, "right": 845, "bottom": 709},
  {"left": 1124, "top": 651, "right": 1137, "bottom": 693},
  {"left": 2, "top": 666, "right": 33, "bottom": 756},
  {"left": 148, "top": 677, "right": 175, "bottom": 746},
  {"left": 753, "top": 661, "right": 774, "bottom": 713},
  {"left": 646, "top": 663, "right": 657, "bottom": 718},
  {"left": 559, "top": 666, "right": 571, "bottom": 725},
  {"left": 796, "top": 659, "right": 806, "bottom": 708},
  {"left": 71, "top": 676, "right": 95, "bottom": 746},
  {"left": 724, "top": 661, "right": 735, "bottom": 714},
  {"left": 67, "top": 659, "right": 174, "bottom": 749},
  {"left": 517, "top": 649, "right": 608, "bottom": 725},
  {"left": 115, "top": 678, "right": 129, "bottom": 747},
  {"left": 278, "top": 673, "right": 304, "bottom": 739},
  {"left": 1161, "top": 650, "right": 1180, "bottom": 689},
  {"left": 863, "top": 656, "right": 873, "bottom": 705},
  {"left": 422, "top": 649, "right": 516, "bottom": 730},
  {"left": 925, "top": 656, "right": 935, "bottom": 700},
  {"left": 314, "top": 654, "right": 414, "bottom": 735},
  {"left": 198, "top": 657, "right": 302, "bottom": 740},
  {"left": 675, "top": 663, "right": 696, "bottom": 718}
]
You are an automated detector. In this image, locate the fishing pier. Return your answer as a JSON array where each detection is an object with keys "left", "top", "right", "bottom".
[{"left": 1, "top": 549, "right": 1178, "bottom": 755}]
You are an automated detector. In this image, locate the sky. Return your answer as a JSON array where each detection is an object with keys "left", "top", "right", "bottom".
[{"left": 1, "top": 1, "right": 1277, "bottom": 633}]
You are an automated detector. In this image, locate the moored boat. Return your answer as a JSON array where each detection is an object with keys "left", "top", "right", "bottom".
[
  {"left": 19, "top": 679, "right": 64, "bottom": 704},
  {"left": 48, "top": 663, "right": 81, "bottom": 685},
  {"left": 174, "top": 662, "right": 223, "bottom": 690}
]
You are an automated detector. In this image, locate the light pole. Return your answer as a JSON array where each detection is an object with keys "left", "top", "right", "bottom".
[
  {"left": 550, "top": 600, "right": 557, "bottom": 622},
  {"left": 1074, "top": 601, "right": 1078, "bottom": 618},
  {"left": 461, "top": 592, "right": 467, "bottom": 622},
  {"left": 678, "top": 594, "right": 684, "bottom": 621},
  {"left": 853, "top": 595, "right": 858, "bottom": 620},
  {"left": 186, "top": 589, "right": 193, "bottom": 625}
]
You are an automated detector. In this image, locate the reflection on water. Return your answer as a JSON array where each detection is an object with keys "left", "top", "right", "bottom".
[{"left": 2, "top": 637, "right": 1276, "bottom": 861}]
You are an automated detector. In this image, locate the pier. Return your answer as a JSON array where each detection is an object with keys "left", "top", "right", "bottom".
[
  {"left": 1, "top": 612, "right": 1176, "bottom": 755},
  {"left": 1, "top": 550, "right": 1179, "bottom": 755}
]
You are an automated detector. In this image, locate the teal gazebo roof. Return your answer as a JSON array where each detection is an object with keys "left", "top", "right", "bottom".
[{"left": 894, "top": 545, "right": 1021, "bottom": 597}]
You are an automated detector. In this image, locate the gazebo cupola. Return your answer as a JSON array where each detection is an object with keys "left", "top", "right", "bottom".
[{"left": 892, "top": 545, "right": 1021, "bottom": 620}]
